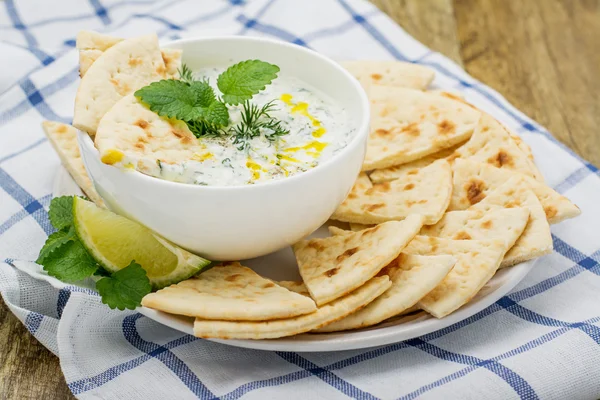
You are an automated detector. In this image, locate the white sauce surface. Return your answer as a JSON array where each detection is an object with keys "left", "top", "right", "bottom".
[{"left": 151, "top": 66, "right": 355, "bottom": 186}]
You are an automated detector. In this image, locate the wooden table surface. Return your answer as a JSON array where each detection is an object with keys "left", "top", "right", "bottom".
[{"left": 1, "top": 0, "right": 598, "bottom": 398}]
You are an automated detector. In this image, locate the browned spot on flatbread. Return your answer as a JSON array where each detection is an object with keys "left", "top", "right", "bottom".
[
  {"left": 404, "top": 183, "right": 415, "bottom": 190},
  {"left": 363, "top": 203, "right": 385, "bottom": 212},
  {"left": 134, "top": 143, "right": 145, "bottom": 150},
  {"left": 135, "top": 119, "right": 149, "bottom": 129},
  {"left": 162, "top": 52, "right": 172, "bottom": 67},
  {"left": 407, "top": 169, "right": 419, "bottom": 175},
  {"left": 347, "top": 193, "right": 357, "bottom": 199},
  {"left": 446, "top": 152, "right": 460, "bottom": 162},
  {"left": 544, "top": 205, "right": 558, "bottom": 219},
  {"left": 324, "top": 267, "right": 340, "bottom": 277},
  {"left": 465, "top": 179, "right": 486, "bottom": 205},
  {"left": 308, "top": 241, "right": 325, "bottom": 251},
  {"left": 406, "top": 199, "right": 428, "bottom": 206},
  {"left": 336, "top": 247, "right": 359, "bottom": 262},
  {"left": 362, "top": 225, "right": 381, "bottom": 236},
  {"left": 128, "top": 57, "right": 143, "bottom": 66},
  {"left": 378, "top": 257, "right": 400, "bottom": 277},
  {"left": 453, "top": 231, "right": 472, "bottom": 240},
  {"left": 488, "top": 150, "right": 513, "bottom": 167},
  {"left": 263, "top": 282, "right": 275, "bottom": 288},
  {"left": 373, "top": 182, "right": 391, "bottom": 192},
  {"left": 482, "top": 126, "right": 490, "bottom": 132},
  {"left": 171, "top": 129, "right": 193, "bottom": 144},
  {"left": 156, "top": 64, "right": 167, "bottom": 76},
  {"left": 402, "top": 122, "right": 420, "bottom": 137},
  {"left": 371, "top": 73, "right": 382, "bottom": 81},
  {"left": 437, "top": 120, "right": 455, "bottom": 135},
  {"left": 225, "top": 274, "right": 242, "bottom": 282},
  {"left": 56, "top": 124, "right": 68, "bottom": 133},
  {"left": 375, "top": 128, "right": 390, "bottom": 137},
  {"left": 506, "top": 200, "right": 522, "bottom": 208},
  {"left": 481, "top": 220, "right": 493, "bottom": 229}
]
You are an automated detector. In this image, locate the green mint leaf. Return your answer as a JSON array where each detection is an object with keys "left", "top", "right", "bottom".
[
  {"left": 190, "top": 80, "right": 216, "bottom": 108},
  {"left": 36, "top": 226, "right": 76, "bottom": 264},
  {"left": 205, "top": 101, "right": 229, "bottom": 126},
  {"left": 41, "top": 237, "right": 98, "bottom": 282},
  {"left": 135, "top": 80, "right": 203, "bottom": 121},
  {"left": 49, "top": 196, "right": 74, "bottom": 231},
  {"left": 96, "top": 261, "right": 151, "bottom": 310},
  {"left": 217, "top": 60, "right": 280, "bottom": 105}
]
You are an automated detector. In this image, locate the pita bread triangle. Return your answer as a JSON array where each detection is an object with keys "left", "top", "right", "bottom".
[
  {"left": 420, "top": 207, "right": 529, "bottom": 251},
  {"left": 404, "top": 236, "right": 507, "bottom": 318},
  {"left": 470, "top": 177, "right": 553, "bottom": 267},
  {"left": 315, "top": 254, "right": 456, "bottom": 332},
  {"left": 73, "top": 33, "right": 168, "bottom": 135},
  {"left": 41, "top": 121, "right": 105, "bottom": 207},
  {"left": 362, "top": 85, "right": 481, "bottom": 171},
  {"left": 193, "top": 276, "right": 391, "bottom": 339},
  {"left": 141, "top": 262, "right": 317, "bottom": 320},
  {"left": 450, "top": 113, "right": 544, "bottom": 182},
  {"left": 341, "top": 60, "right": 435, "bottom": 90},
  {"left": 76, "top": 30, "right": 181, "bottom": 79},
  {"left": 449, "top": 159, "right": 580, "bottom": 223},
  {"left": 369, "top": 142, "right": 464, "bottom": 183},
  {"left": 332, "top": 159, "right": 452, "bottom": 225},
  {"left": 293, "top": 216, "right": 423, "bottom": 306}
]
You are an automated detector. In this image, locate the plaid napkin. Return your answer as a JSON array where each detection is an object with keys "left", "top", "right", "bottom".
[{"left": 1, "top": 0, "right": 599, "bottom": 399}]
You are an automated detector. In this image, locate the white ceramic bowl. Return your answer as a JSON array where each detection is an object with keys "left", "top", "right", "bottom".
[{"left": 78, "top": 36, "right": 370, "bottom": 260}]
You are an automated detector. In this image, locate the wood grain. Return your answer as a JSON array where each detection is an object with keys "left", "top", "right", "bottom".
[{"left": 1, "top": 1, "right": 598, "bottom": 398}]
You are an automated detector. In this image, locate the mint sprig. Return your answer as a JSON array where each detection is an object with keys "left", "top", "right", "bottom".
[
  {"left": 217, "top": 60, "right": 280, "bottom": 105},
  {"left": 96, "top": 261, "right": 151, "bottom": 311},
  {"left": 36, "top": 196, "right": 152, "bottom": 310}
]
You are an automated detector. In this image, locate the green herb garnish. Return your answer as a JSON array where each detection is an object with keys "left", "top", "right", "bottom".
[
  {"left": 36, "top": 196, "right": 151, "bottom": 310},
  {"left": 232, "top": 101, "right": 290, "bottom": 150},
  {"left": 134, "top": 60, "right": 289, "bottom": 147}
]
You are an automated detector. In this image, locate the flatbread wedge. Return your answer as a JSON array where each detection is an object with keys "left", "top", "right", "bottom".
[
  {"left": 94, "top": 94, "right": 199, "bottom": 177},
  {"left": 316, "top": 254, "right": 456, "bottom": 332},
  {"left": 192, "top": 276, "right": 391, "bottom": 339},
  {"left": 41, "top": 121, "right": 105, "bottom": 207},
  {"left": 404, "top": 236, "right": 508, "bottom": 318},
  {"left": 369, "top": 143, "right": 464, "bottom": 183},
  {"left": 420, "top": 207, "right": 529, "bottom": 250},
  {"left": 141, "top": 262, "right": 317, "bottom": 320},
  {"left": 363, "top": 85, "right": 481, "bottom": 170},
  {"left": 332, "top": 160, "right": 452, "bottom": 225},
  {"left": 449, "top": 113, "right": 544, "bottom": 182},
  {"left": 470, "top": 177, "right": 553, "bottom": 267},
  {"left": 449, "top": 159, "right": 580, "bottom": 223},
  {"left": 341, "top": 60, "right": 435, "bottom": 90},
  {"left": 73, "top": 33, "right": 168, "bottom": 135},
  {"left": 76, "top": 30, "right": 181, "bottom": 79},
  {"left": 294, "top": 216, "right": 423, "bottom": 306}
]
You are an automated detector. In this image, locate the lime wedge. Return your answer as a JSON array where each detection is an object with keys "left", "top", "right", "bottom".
[{"left": 73, "top": 197, "right": 211, "bottom": 289}]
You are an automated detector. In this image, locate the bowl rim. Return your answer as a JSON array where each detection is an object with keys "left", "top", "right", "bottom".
[{"left": 84, "top": 35, "right": 370, "bottom": 192}]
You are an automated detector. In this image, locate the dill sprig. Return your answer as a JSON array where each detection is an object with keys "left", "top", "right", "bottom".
[
  {"left": 232, "top": 101, "right": 290, "bottom": 150},
  {"left": 178, "top": 64, "right": 195, "bottom": 84}
]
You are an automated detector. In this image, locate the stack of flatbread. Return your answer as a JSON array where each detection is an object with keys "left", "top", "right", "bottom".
[{"left": 44, "top": 45, "right": 580, "bottom": 339}]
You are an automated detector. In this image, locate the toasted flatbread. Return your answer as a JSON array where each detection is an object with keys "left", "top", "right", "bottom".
[
  {"left": 294, "top": 216, "right": 423, "bottom": 306},
  {"left": 193, "top": 276, "right": 391, "bottom": 339},
  {"left": 315, "top": 254, "right": 456, "bottom": 332},
  {"left": 404, "top": 236, "right": 507, "bottom": 318},
  {"left": 470, "top": 177, "right": 553, "bottom": 267},
  {"left": 73, "top": 34, "right": 168, "bottom": 135},
  {"left": 449, "top": 159, "right": 580, "bottom": 223},
  {"left": 420, "top": 207, "right": 529, "bottom": 250},
  {"left": 341, "top": 60, "right": 435, "bottom": 90},
  {"left": 362, "top": 85, "right": 481, "bottom": 170},
  {"left": 94, "top": 94, "right": 199, "bottom": 177},
  {"left": 141, "top": 262, "right": 317, "bottom": 320},
  {"left": 332, "top": 160, "right": 452, "bottom": 225},
  {"left": 41, "top": 121, "right": 105, "bottom": 207},
  {"left": 76, "top": 30, "right": 181, "bottom": 79},
  {"left": 449, "top": 113, "right": 544, "bottom": 182},
  {"left": 369, "top": 143, "right": 464, "bottom": 183}
]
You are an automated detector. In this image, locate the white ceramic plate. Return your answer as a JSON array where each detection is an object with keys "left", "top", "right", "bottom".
[{"left": 54, "top": 167, "right": 537, "bottom": 352}]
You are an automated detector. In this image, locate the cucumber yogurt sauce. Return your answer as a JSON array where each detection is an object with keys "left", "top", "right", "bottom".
[{"left": 155, "top": 66, "right": 355, "bottom": 186}]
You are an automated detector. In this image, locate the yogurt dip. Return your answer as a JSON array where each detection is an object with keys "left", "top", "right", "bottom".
[{"left": 101, "top": 65, "right": 356, "bottom": 187}]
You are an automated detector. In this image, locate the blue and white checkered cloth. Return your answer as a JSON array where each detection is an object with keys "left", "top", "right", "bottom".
[{"left": 1, "top": 0, "right": 599, "bottom": 399}]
